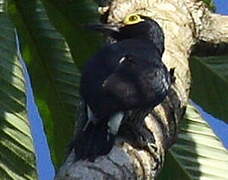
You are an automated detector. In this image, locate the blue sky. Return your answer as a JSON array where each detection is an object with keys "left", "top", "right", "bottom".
[
  {"left": 215, "top": 0, "right": 228, "bottom": 14},
  {"left": 27, "top": 1, "right": 228, "bottom": 179}
]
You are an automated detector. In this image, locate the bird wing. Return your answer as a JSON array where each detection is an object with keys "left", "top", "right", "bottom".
[
  {"left": 102, "top": 54, "right": 171, "bottom": 109},
  {"left": 102, "top": 56, "right": 142, "bottom": 109}
]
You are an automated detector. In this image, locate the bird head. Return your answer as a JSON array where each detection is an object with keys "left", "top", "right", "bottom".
[{"left": 87, "top": 13, "right": 165, "bottom": 54}]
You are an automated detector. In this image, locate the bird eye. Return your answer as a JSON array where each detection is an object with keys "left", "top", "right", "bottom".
[
  {"left": 123, "top": 13, "right": 144, "bottom": 25},
  {"left": 128, "top": 15, "right": 138, "bottom": 22}
]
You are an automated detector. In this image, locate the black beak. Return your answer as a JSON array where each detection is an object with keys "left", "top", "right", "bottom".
[{"left": 86, "top": 24, "right": 119, "bottom": 35}]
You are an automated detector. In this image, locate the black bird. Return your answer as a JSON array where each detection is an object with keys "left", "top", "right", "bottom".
[{"left": 73, "top": 14, "right": 173, "bottom": 161}]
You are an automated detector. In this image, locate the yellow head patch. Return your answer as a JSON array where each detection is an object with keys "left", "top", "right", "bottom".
[{"left": 123, "top": 13, "right": 144, "bottom": 25}]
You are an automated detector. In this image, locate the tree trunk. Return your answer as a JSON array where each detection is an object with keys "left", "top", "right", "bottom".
[{"left": 55, "top": 0, "right": 228, "bottom": 179}]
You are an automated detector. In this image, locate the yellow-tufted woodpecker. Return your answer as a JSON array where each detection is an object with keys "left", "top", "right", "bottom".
[{"left": 73, "top": 14, "right": 173, "bottom": 161}]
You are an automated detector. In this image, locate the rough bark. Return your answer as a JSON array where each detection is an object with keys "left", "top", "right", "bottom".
[{"left": 55, "top": 0, "right": 228, "bottom": 179}]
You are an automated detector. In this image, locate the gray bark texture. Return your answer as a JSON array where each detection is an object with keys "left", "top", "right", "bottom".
[{"left": 55, "top": 0, "right": 228, "bottom": 179}]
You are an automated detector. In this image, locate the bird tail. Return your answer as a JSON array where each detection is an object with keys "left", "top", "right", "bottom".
[{"left": 73, "top": 122, "right": 115, "bottom": 162}]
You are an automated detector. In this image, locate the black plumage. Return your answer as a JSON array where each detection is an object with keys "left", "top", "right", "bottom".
[{"left": 73, "top": 15, "right": 172, "bottom": 161}]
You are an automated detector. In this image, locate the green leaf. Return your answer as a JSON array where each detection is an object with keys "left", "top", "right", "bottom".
[
  {"left": 190, "top": 56, "right": 228, "bottom": 123},
  {"left": 9, "top": 0, "right": 81, "bottom": 167},
  {"left": 202, "top": 0, "right": 215, "bottom": 11},
  {"left": 41, "top": 0, "right": 103, "bottom": 69},
  {"left": 158, "top": 103, "right": 228, "bottom": 180},
  {"left": 0, "top": 4, "right": 38, "bottom": 180}
]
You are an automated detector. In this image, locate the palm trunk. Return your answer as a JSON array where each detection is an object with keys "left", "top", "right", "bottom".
[{"left": 55, "top": 0, "right": 228, "bottom": 179}]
